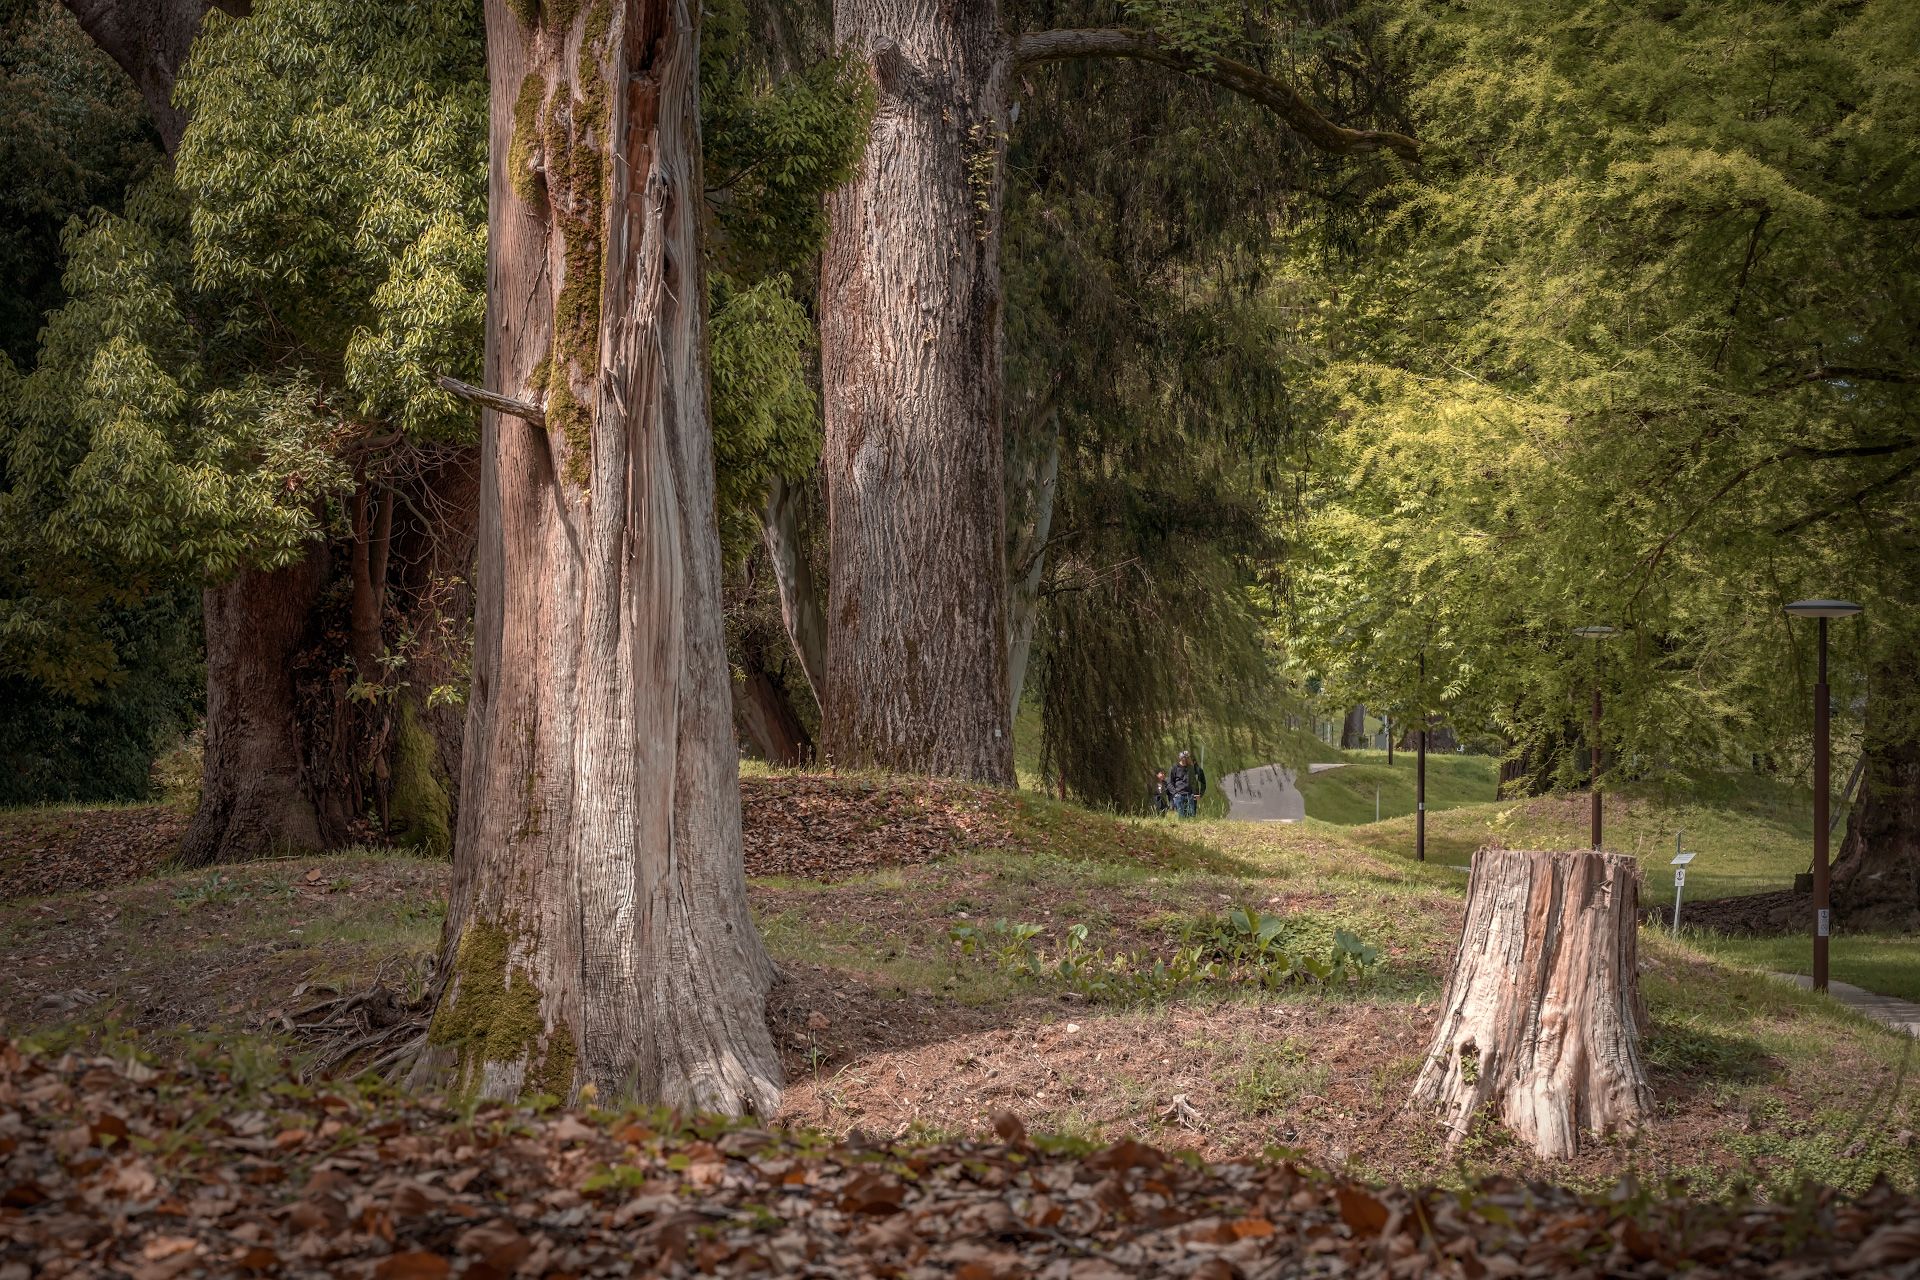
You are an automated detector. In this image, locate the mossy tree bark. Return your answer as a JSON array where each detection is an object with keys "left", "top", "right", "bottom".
[
  {"left": 416, "top": 0, "right": 780, "bottom": 1113},
  {"left": 1410, "top": 847, "right": 1651, "bottom": 1160}
]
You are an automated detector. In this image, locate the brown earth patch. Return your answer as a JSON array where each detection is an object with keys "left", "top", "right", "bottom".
[
  {"left": 0, "top": 805, "right": 187, "bottom": 902},
  {"left": 740, "top": 774, "right": 1021, "bottom": 880},
  {"left": 1, "top": 773, "right": 1047, "bottom": 904}
]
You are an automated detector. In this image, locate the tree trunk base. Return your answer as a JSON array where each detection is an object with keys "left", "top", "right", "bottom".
[
  {"left": 1410, "top": 847, "right": 1651, "bottom": 1160},
  {"left": 176, "top": 555, "right": 329, "bottom": 869}
]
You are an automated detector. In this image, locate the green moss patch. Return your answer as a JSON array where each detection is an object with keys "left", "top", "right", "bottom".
[{"left": 428, "top": 919, "right": 568, "bottom": 1098}]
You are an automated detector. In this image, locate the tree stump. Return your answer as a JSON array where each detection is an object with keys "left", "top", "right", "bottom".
[{"left": 1409, "top": 847, "right": 1652, "bottom": 1159}]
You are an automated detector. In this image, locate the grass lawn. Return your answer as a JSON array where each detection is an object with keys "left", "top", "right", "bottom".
[
  {"left": 5, "top": 769, "right": 1916, "bottom": 1200},
  {"left": 1681, "top": 930, "right": 1920, "bottom": 1003},
  {"left": 1343, "top": 769, "right": 1815, "bottom": 902},
  {"left": 1294, "top": 749, "right": 1499, "bottom": 824}
]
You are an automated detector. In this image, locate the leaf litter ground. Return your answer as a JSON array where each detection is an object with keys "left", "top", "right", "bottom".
[
  {"left": 7, "top": 1038, "right": 1920, "bottom": 1279},
  {"left": 6, "top": 774, "right": 1920, "bottom": 1272}
]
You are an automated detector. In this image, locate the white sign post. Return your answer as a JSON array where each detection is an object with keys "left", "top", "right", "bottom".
[{"left": 1671, "top": 847, "right": 1697, "bottom": 934}]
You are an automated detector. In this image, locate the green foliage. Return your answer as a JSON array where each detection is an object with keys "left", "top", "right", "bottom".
[
  {"left": 1286, "top": 0, "right": 1920, "bottom": 778},
  {"left": 1, "top": 0, "right": 486, "bottom": 719},
  {"left": 1005, "top": 0, "right": 1409, "bottom": 809},
  {"left": 0, "top": 0, "right": 156, "bottom": 366},
  {"left": 946, "top": 908, "right": 1380, "bottom": 1000},
  {"left": 709, "top": 274, "right": 820, "bottom": 564},
  {"left": 701, "top": 13, "right": 868, "bottom": 562},
  {"left": 0, "top": 588, "right": 201, "bottom": 804}
]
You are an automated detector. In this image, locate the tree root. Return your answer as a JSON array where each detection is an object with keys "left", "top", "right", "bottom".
[{"left": 272, "top": 955, "right": 436, "bottom": 1081}]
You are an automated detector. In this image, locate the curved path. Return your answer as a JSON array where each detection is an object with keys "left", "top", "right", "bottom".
[{"left": 1220, "top": 762, "right": 1346, "bottom": 823}]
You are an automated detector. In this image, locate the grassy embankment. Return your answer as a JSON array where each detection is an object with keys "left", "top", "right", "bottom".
[
  {"left": 5, "top": 771, "right": 1918, "bottom": 1198},
  {"left": 1297, "top": 752, "right": 1920, "bottom": 1003}
]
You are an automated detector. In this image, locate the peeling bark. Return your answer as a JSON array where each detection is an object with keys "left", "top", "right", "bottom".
[
  {"left": 1410, "top": 847, "right": 1651, "bottom": 1160},
  {"left": 417, "top": 0, "right": 780, "bottom": 1115}
]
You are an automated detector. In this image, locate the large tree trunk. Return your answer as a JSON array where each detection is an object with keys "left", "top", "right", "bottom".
[
  {"left": 176, "top": 552, "right": 329, "bottom": 868},
  {"left": 417, "top": 0, "right": 779, "bottom": 1113},
  {"left": 818, "top": 0, "right": 1014, "bottom": 784},
  {"left": 63, "top": 0, "right": 380, "bottom": 865},
  {"left": 1834, "top": 658, "right": 1920, "bottom": 930},
  {"left": 1410, "top": 847, "right": 1651, "bottom": 1160},
  {"left": 59, "top": 0, "right": 248, "bottom": 153},
  {"left": 735, "top": 666, "right": 814, "bottom": 766},
  {"left": 1340, "top": 705, "right": 1367, "bottom": 749}
]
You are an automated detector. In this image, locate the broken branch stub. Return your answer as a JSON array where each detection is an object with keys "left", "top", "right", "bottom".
[{"left": 1410, "top": 847, "right": 1652, "bottom": 1159}]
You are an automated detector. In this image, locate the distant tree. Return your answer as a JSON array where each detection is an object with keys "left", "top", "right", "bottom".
[{"left": 771, "top": 0, "right": 1416, "bottom": 784}]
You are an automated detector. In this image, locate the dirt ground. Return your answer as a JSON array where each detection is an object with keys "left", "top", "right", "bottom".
[{"left": 3, "top": 776, "right": 1916, "bottom": 1201}]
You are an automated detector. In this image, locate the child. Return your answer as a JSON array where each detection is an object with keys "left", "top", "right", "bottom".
[{"left": 1150, "top": 770, "right": 1173, "bottom": 816}]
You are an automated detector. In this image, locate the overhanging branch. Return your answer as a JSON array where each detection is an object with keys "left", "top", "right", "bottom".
[
  {"left": 1012, "top": 28, "right": 1419, "bottom": 163},
  {"left": 435, "top": 374, "right": 546, "bottom": 429}
]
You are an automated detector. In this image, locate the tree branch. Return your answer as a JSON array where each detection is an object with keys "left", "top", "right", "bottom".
[
  {"left": 1791, "top": 365, "right": 1920, "bottom": 387},
  {"left": 434, "top": 374, "right": 546, "bottom": 429},
  {"left": 1774, "top": 456, "right": 1920, "bottom": 537},
  {"left": 1012, "top": 28, "right": 1419, "bottom": 164}
]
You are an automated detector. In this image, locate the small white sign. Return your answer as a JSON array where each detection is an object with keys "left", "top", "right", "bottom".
[
  {"left": 1818, "top": 909, "right": 1830, "bottom": 938},
  {"left": 1673, "top": 867, "right": 1686, "bottom": 887}
]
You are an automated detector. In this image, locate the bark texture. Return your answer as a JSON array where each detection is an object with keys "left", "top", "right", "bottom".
[
  {"left": 419, "top": 0, "right": 780, "bottom": 1114},
  {"left": 59, "top": 0, "right": 248, "bottom": 153},
  {"left": 735, "top": 666, "right": 814, "bottom": 766},
  {"left": 760, "top": 474, "right": 827, "bottom": 708},
  {"left": 176, "top": 551, "right": 329, "bottom": 868},
  {"left": 1340, "top": 705, "right": 1367, "bottom": 750},
  {"left": 818, "top": 0, "right": 1014, "bottom": 784},
  {"left": 1410, "top": 847, "right": 1651, "bottom": 1160},
  {"left": 1005, "top": 408, "right": 1059, "bottom": 716},
  {"left": 1834, "top": 662, "right": 1920, "bottom": 930}
]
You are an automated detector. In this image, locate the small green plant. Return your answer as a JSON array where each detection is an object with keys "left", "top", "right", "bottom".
[
  {"left": 172, "top": 873, "right": 242, "bottom": 908},
  {"left": 1230, "top": 1040, "right": 1330, "bottom": 1116},
  {"left": 947, "top": 909, "right": 1383, "bottom": 1002}
]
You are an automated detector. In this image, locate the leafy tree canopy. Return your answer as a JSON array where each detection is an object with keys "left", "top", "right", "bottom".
[{"left": 1287, "top": 0, "right": 1918, "bottom": 785}]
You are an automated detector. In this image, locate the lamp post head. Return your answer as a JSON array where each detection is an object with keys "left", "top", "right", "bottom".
[
  {"left": 1784, "top": 599, "right": 1863, "bottom": 620},
  {"left": 1572, "top": 625, "right": 1619, "bottom": 639}
]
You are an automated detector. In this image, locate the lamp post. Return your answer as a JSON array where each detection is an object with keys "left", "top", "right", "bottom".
[
  {"left": 1416, "top": 651, "right": 1427, "bottom": 862},
  {"left": 1784, "top": 598, "right": 1863, "bottom": 993},
  {"left": 1573, "top": 626, "right": 1619, "bottom": 850}
]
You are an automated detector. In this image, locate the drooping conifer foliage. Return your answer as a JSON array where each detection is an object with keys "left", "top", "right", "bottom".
[{"left": 1004, "top": 0, "right": 1411, "bottom": 807}]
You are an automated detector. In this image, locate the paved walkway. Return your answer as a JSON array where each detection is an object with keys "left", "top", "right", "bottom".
[
  {"left": 1770, "top": 972, "right": 1920, "bottom": 1037},
  {"left": 1221, "top": 764, "right": 1304, "bottom": 822}
]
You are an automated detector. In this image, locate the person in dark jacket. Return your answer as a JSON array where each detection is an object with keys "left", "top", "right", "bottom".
[
  {"left": 1169, "top": 750, "right": 1206, "bottom": 818},
  {"left": 1150, "top": 769, "right": 1173, "bottom": 816}
]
